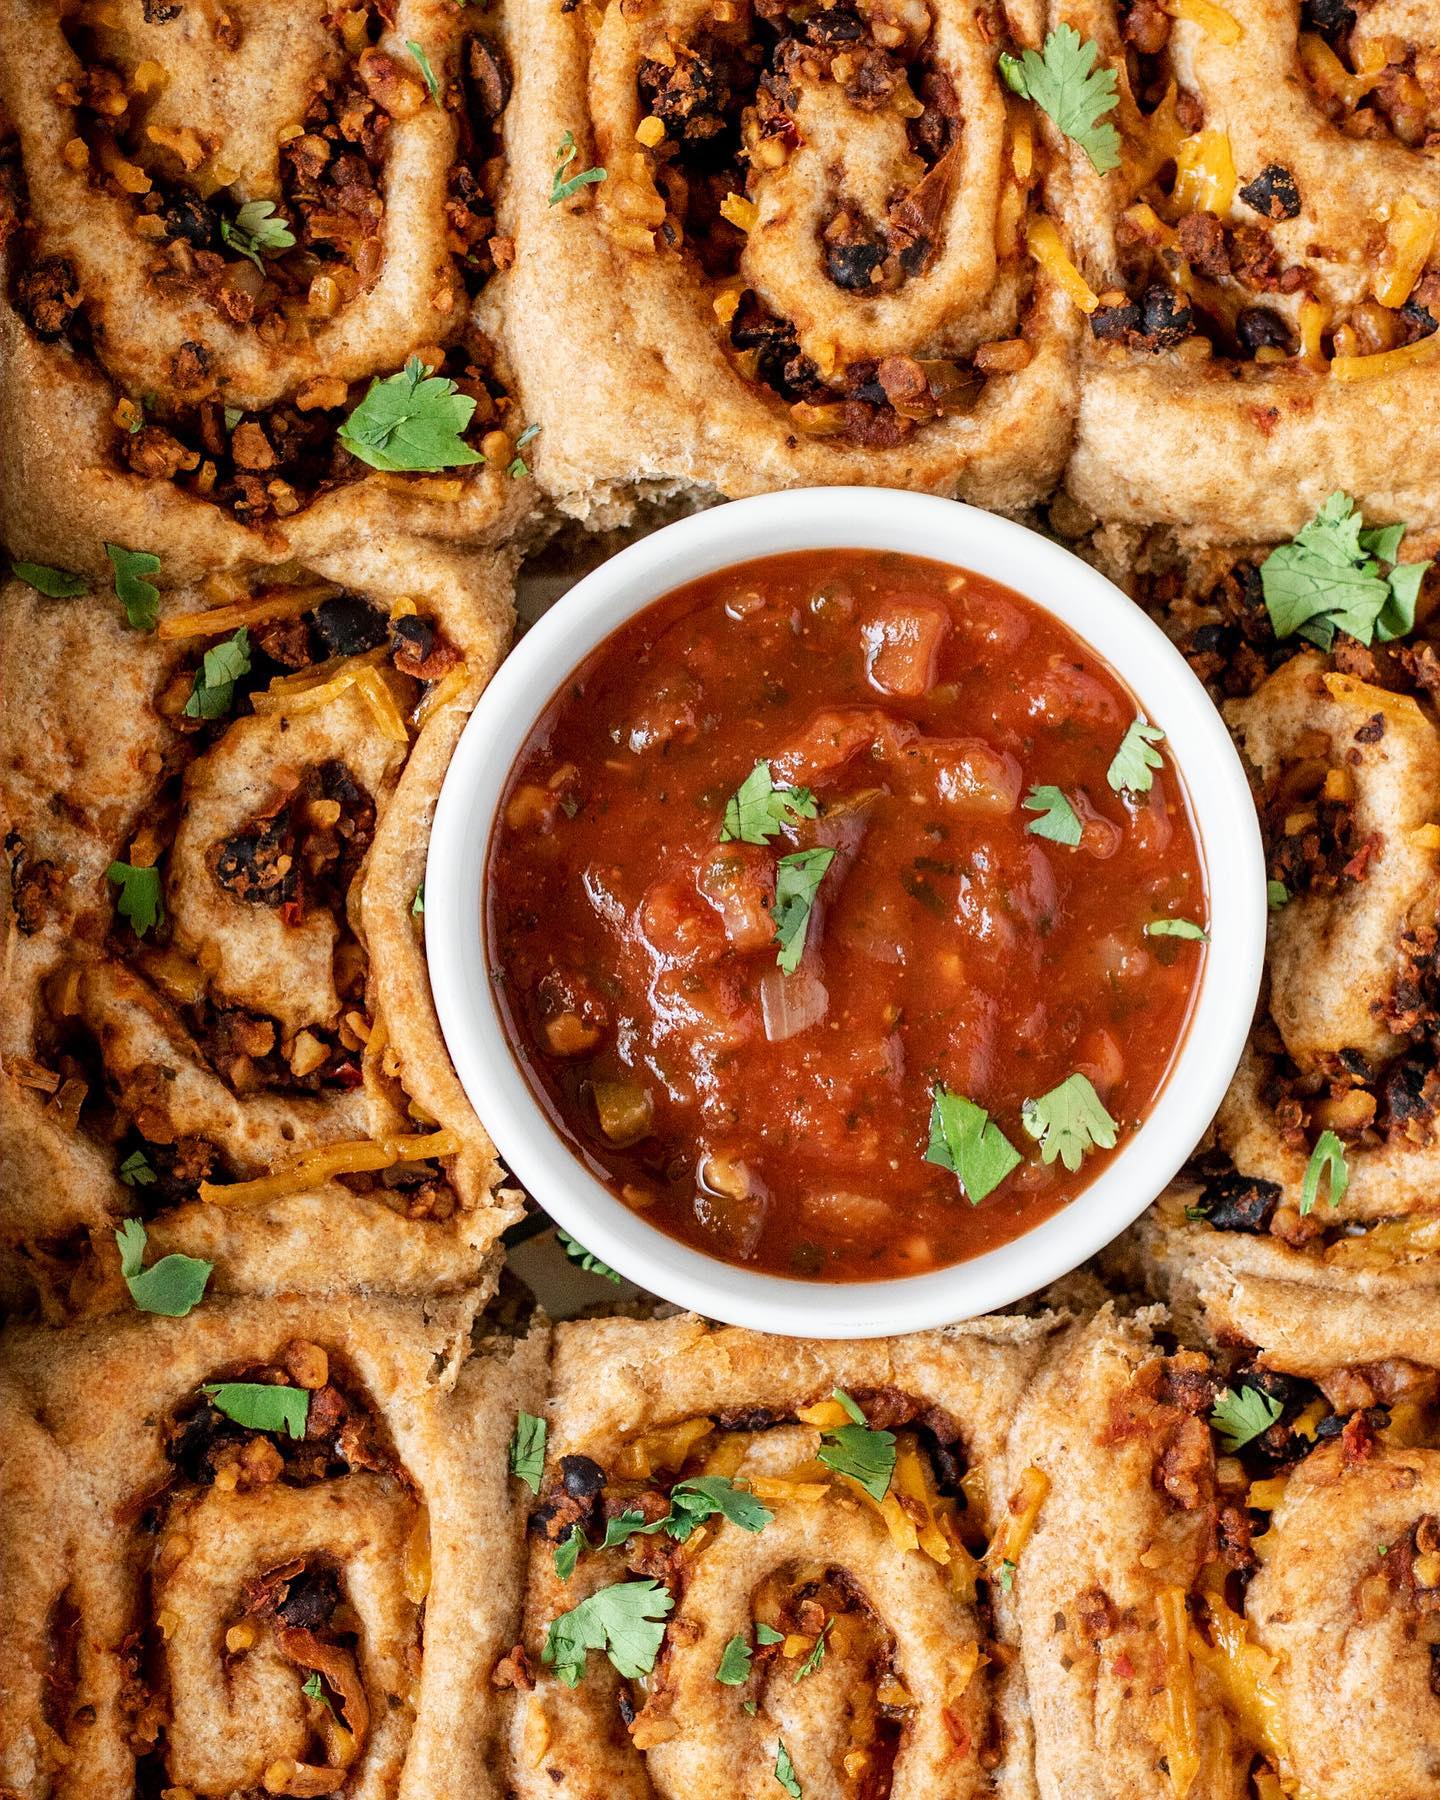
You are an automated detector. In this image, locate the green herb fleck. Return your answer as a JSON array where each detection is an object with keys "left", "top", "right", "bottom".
[
  {"left": 717, "top": 1633, "right": 753, "bottom": 1685},
  {"left": 775, "top": 1741, "right": 802, "bottom": 1798},
  {"left": 119, "top": 1148, "right": 156, "bottom": 1187},
  {"left": 772, "top": 846, "right": 835, "bottom": 974},
  {"left": 541, "top": 1579, "right": 673, "bottom": 1686},
  {"left": 816, "top": 1392, "right": 895, "bottom": 1502},
  {"left": 925, "top": 1085, "right": 1021, "bottom": 1205},
  {"left": 12, "top": 560, "right": 87, "bottom": 598},
  {"left": 114, "top": 1217, "right": 211, "bottom": 1317},
  {"left": 509, "top": 1409, "right": 547, "bottom": 1494},
  {"left": 107, "top": 543, "right": 161, "bottom": 631},
  {"left": 1300, "top": 1129, "right": 1348, "bottom": 1216},
  {"left": 338, "top": 357, "right": 483, "bottom": 473},
  {"left": 550, "top": 130, "right": 607, "bottom": 205},
  {"left": 793, "top": 1619, "right": 830, "bottom": 1682},
  {"left": 557, "top": 1229, "right": 621, "bottom": 1283},
  {"left": 1107, "top": 718, "right": 1165, "bottom": 796},
  {"left": 997, "top": 1558, "right": 1017, "bottom": 1592},
  {"left": 201, "top": 1381, "right": 309, "bottom": 1439},
  {"left": 1267, "top": 879, "right": 1290, "bottom": 911},
  {"left": 1021, "top": 1072, "right": 1118, "bottom": 1172},
  {"left": 721, "top": 761, "right": 819, "bottom": 844},
  {"left": 184, "top": 628, "right": 251, "bottom": 719},
  {"left": 412, "top": 882, "right": 426, "bottom": 919},
  {"left": 220, "top": 199, "right": 296, "bottom": 271},
  {"left": 1022, "top": 784, "right": 1082, "bottom": 846},
  {"left": 1210, "top": 1384, "right": 1284, "bottom": 1452},
  {"left": 107, "top": 861, "right": 162, "bottom": 937},
  {"left": 1144, "top": 917, "right": 1208, "bottom": 942}
]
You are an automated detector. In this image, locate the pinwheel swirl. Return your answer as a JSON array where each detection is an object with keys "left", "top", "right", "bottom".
[
  {"left": 0, "top": 0, "right": 532, "bottom": 577},
  {"left": 1008, "top": 1303, "right": 1440, "bottom": 1800},
  {"left": 500, "top": 0, "right": 1077, "bottom": 516},
  {"left": 0, "top": 545, "right": 519, "bottom": 1314},
  {"left": 0, "top": 1293, "right": 548, "bottom": 1800},
  {"left": 1051, "top": 0, "right": 1440, "bottom": 540},
  {"left": 504, "top": 1312, "right": 1062, "bottom": 1799}
]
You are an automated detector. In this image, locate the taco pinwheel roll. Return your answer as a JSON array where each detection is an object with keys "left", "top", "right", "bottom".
[
  {"left": 1107, "top": 536, "right": 1440, "bottom": 1290},
  {"left": 0, "top": 543, "right": 521, "bottom": 1315},
  {"left": 503, "top": 1312, "right": 1064, "bottom": 1799},
  {"left": 1045, "top": 0, "right": 1440, "bottom": 541},
  {"left": 0, "top": 1293, "right": 548, "bottom": 1800},
  {"left": 0, "top": 0, "right": 534, "bottom": 580},
  {"left": 496, "top": 0, "right": 1078, "bottom": 518},
  {"left": 1007, "top": 1304, "right": 1440, "bottom": 1800}
]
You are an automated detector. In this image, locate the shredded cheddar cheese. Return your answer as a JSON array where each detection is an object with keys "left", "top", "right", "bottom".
[
  {"left": 1027, "top": 217, "right": 1098, "bottom": 314},
  {"left": 1172, "top": 131, "right": 1237, "bottom": 217},
  {"left": 613, "top": 1416, "right": 714, "bottom": 1479},
  {"left": 1188, "top": 1595, "right": 1289, "bottom": 1767},
  {"left": 196, "top": 1128, "right": 462, "bottom": 1208},
  {"left": 1331, "top": 330, "right": 1440, "bottom": 382},
  {"left": 985, "top": 1464, "right": 1050, "bottom": 1571},
  {"left": 1156, "top": 1586, "right": 1202, "bottom": 1799},
  {"left": 1374, "top": 196, "right": 1439, "bottom": 309},
  {"left": 720, "top": 192, "right": 758, "bottom": 232},
  {"left": 156, "top": 583, "right": 339, "bottom": 641},
  {"left": 1164, "top": 0, "right": 1241, "bottom": 42},
  {"left": 251, "top": 658, "right": 410, "bottom": 744},
  {"left": 1297, "top": 33, "right": 1386, "bottom": 111},
  {"left": 413, "top": 662, "right": 472, "bottom": 728}
]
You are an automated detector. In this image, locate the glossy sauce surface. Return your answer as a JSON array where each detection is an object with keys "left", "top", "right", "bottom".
[{"left": 487, "top": 550, "right": 1206, "bottom": 1280}]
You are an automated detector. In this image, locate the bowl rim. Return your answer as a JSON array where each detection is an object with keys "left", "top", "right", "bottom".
[{"left": 427, "top": 487, "right": 1266, "bottom": 1338}]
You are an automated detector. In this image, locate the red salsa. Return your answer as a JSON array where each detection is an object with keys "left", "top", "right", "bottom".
[{"left": 486, "top": 549, "right": 1206, "bottom": 1281}]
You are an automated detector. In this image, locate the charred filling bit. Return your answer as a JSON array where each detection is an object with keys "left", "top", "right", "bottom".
[
  {"left": 5, "top": 830, "right": 65, "bottom": 936},
  {"left": 633, "top": 1, "right": 1005, "bottom": 444},
  {"left": 1094, "top": 8, "right": 1440, "bottom": 360},
  {"left": 212, "top": 759, "right": 377, "bottom": 917},
  {"left": 449, "top": 31, "right": 514, "bottom": 295},
  {"left": 235, "top": 1556, "right": 375, "bottom": 1766},
  {"left": 42, "top": 1593, "right": 82, "bottom": 1742}
]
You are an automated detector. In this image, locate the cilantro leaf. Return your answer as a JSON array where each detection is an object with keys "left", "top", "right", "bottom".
[
  {"left": 1107, "top": 718, "right": 1165, "bottom": 796},
  {"left": 1022, "top": 784, "right": 1082, "bottom": 846},
  {"left": 1144, "top": 917, "right": 1208, "bottom": 942},
  {"left": 412, "top": 882, "right": 425, "bottom": 918},
  {"left": 647, "top": 1476, "right": 773, "bottom": 1543},
  {"left": 338, "top": 357, "right": 483, "bottom": 473},
  {"left": 555, "top": 1509, "right": 648, "bottom": 1578},
  {"left": 508, "top": 420, "right": 541, "bottom": 477},
  {"left": 106, "top": 543, "right": 161, "bottom": 631},
  {"left": 997, "top": 1558, "right": 1017, "bottom": 1592},
  {"left": 815, "top": 1395, "right": 896, "bottom": 1502},
  {"left": 716, "top": 1633, "right": 753, "bottom": 1684},
  {"left": 406, "top": 39, "right": 442, "bottom": 100},
  {"left": 1260, "top": 493, "right": 1431, "bottom": 651},
  {"left": 219, "top": 199, "right": 296, "bottom": 271},
  {"left": 721, "top": 761, "right": 820, "bottom": 844},
  {"left": 184, "top": 628, "right": 251, "bottom": 719},
  {"left": 793, "top": 1619, "right": 830, "bottom": 1682},
  {"left": 832, "top": 1388, "right": 867, "bottom": 1425},
  {"left": 541, "top": 1578, "right": 673, "bottom": 1686},
  {"left": 925, "top": 1085, "right": 1022, "bottom": 1204},
  {"left": 114, "top": 1217, "right": 211, "bottom": 1317},
  {"left": 775, "top": 1742, "right": 803, "bottom": 1798},
  {"left": 772, "top": 846, "right": 835, "bottom": 974},
  {"left": 1021, "top": 1072, "right": 1118, "bottom": 1172},
  {"left": 301, "top": 1672, "right": 335, "bottom": 1715},
  {"left": 12, "top": 560, "right": 87, "bottom": 598},
  {"left": 509, "top": 1409, "right": 547, "bottom": 1494},
  {"left": 119, "top": 1148, "right": 156, "bottom": 1187},
  {"left": 201, "top": 1381, "right": 309, "bottom": 1438},
  {"left": 756, "top": 1622, "right": 784, "bottom": 1645},
  {"left": 550, "top": 130, "right": 607, "bottom": 205},
  {"left": 107, "top": 861, "right": 162, "bottom": 937},
  {"left": 1300, "top": 1129, "right": 1348, "bottom": 1215},
  {"left": 1210, "top": 1384, "right": 1284, "bottom": 1452},
  {"left": 999, "top": 26, "right": 1120, "bottom": 174},
  {"left": 1267, "top": 879, "right": 1290, "bottom": 911},
  {"left": 556, "top": 1229, "right": 621, "bottom": 1283}
]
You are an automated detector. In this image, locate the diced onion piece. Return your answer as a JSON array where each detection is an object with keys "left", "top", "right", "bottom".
[
  {"left": 1164, "top": 0, "right": 1240, "bottom": 43},
  {"left": 157, "top": 583, "right": 338, "bottom": 641},
  {"left": 760, "top": 965, "right": 829, "bottom": 1041},
  {"left": 1155, "top": 1586, "right": 1202, "bottom": 1799},
  {"left": 1027, "top": 217, "right": 1098, "bottom": 314},
  {"left": 590, "top": 1080, "right": 654, "bottom": 1146},
  {"left": 197, "top": 1129, "right": 462, "bottom": 1208}
]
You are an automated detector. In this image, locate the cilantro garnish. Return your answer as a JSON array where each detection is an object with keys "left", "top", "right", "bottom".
[
  {"left": 717, "top": 1633, "right": 753, "bottom": 1684},
  {"left": 106, "top": 543, "right": 161, "bottom": 631},
  {"left": 775, "top": 1742, "right": 803, "bottom": 1798},
  {"left": 201, "top": 1381, "right": 309, "bottom": 1439},
  {"left": 223, "top": 404, "right": 243, "bottom": 432},
  {"left": 509, "top": 1409, "right": 547, "bottom": 1494},
  {"left": 721, "top": 761, "right": 819, "bottom": 844},
  {"left": 925, "top": 1085, "right": 1021, "bottom": 1205},
  {"left": 757, "top": 1622, "right": 784, "bottom": 1645},
  {"left": 1260, "top": 493, "right": 1431, "bottom": 651},
  {"left": 1021, "top": 1072, "right": 1118, "bottom": 1172},
  {"left": 997, "top": 1558, "right": 1017, "bottom": 1592},
  {"left": 114, "top": 1218, "right": 211, "bottom": 1317},
  {"left": 549, "top": 130, "right": 607, "bottom": 205},
  {"left": 816, "top": 1390, "right": 895, "bottom": 1501},
  {"left": 119, "top": 1148, "right": 156, "bottom": 1187},
  {"left": 1267, "top": 879, "right": 1290, "bottom": 911},
  {"left": 1210, "top": 1384, "right": 1284, "bottom": 1452},
  {"left": 557, "top": 1229, "right": 621, "bottom": 1283},
  {"left": 301, "top": 1672, "right": 335, "bottom": 1715},
  {"left": 412, "top": 882, "right": 425, "bottom": 918},
  {"left": 11, "top": 560, "right": 87, "bottom": 598},
  {"left": 338, "top": 357, "right": 483, "bottom": 473},
  {"left": 772, "top": 846, "right": 835, "bottom": 973},
  {"left": 555, "top": 1476, "right": 771, "bottom": 1578},
  {"left": 509, "top": 422, "right": 542, "bottom": 480},
  {"left": 555, "top": 1510, "right": 647, "bottom": 1579},
  {"left": 542, "top": 1578, "right": 673, "bottom": 1687},
  {"left": 106, "top": 861, "right": 162, "bottom": 937},
  {"left": 1107, "top": 718, "right": 1165, "bottom": 796},
  {"left": 1144, "top": 917, "right": 1208, "bottom": 942},
  {"left": 999, "top": 26, "right": 1121, "bottom": 174},
  {"left": 1300, "top": 1129, "right": 1348, "bottom": 1215},
  {"left": 406, "top": 39, "right": 442, "bottom": 100},
  {"left": 219, "top": 199, "right": 296, "bottom": 271},
  {"left": 1022, "top": 784, "right": 1082, "bottom": 846},
  {"left": 184, "top": 628, "right": 251, "bottom": 720},
  {"left": 793, "top": 1619, "right": 830, "bottom": 1682}
]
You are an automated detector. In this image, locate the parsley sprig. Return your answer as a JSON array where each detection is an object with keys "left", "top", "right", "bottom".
[
  {"left": 555, "top": 1475, "right": 772, "bottom": 1578},
  {"left": 1021, "top": 1073, "right": 1118, "bottom": 1172},
  {"left": 338, "top": 357, "right": 483, "bottom": 473},
  {"left": 1300, "top": 1129, "right": 1348, "bottom": 1215},
  {"left": 549, "top": 130, "right": 607, "bottom": 205},
  {"left": 1260, "top": 493, "right": 1430, "bottom": 651},
  {"left": 1107, "top": 718, "right": 1166, "bottom": 796},
  {"left": 12, "top": 560, "right": 87, "bottom": 598},
  {"left": 107, "top": 543, "right": 160, "bottom": 631},
  {"left": 556, "top": 1229, "right": 621, "bottom": 1283},
  {"left": 510, "top": 1410, "right": 548, "bottom": 1494},
  {"left": 999, "top": 26, "right": 1120, "bottom": 174},
  {"left": 202, "top": 1381, "right": 309, "bottom": 1438},
  {"left": 107, "top": 861, "right": 163, "bottom": 937},
  {"left": 721, "top": 760, "right": 819, "bottom": 844},
  {"left": 926, "top": 1085, "right": 1021, "bottom": 1205}
]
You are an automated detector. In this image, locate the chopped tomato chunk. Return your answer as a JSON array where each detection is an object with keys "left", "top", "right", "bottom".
[{"left": 860, "top": 593, "right": 951, "bottom": 698}]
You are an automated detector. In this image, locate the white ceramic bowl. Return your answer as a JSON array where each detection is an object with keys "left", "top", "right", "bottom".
[{"left": 427, "top": 488, "right": 1266, "bottom": 1337}]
